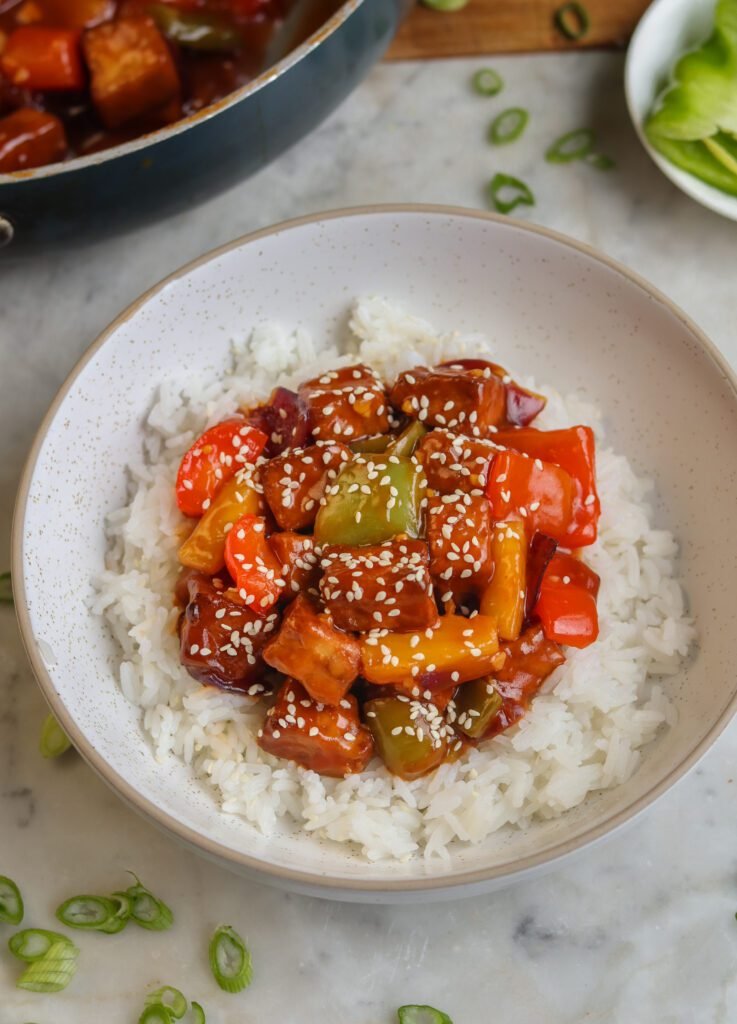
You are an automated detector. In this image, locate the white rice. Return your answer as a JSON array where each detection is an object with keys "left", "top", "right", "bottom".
[{"left": 92, "top": 297, "right": 695, "bottom": 863}]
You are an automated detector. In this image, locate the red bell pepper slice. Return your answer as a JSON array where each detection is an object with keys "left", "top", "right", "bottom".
[
  {"left": 524, "top": 531, "right": 558, "bottom": 620},
  {"left": 1, "top": 27, "right": 85, "bottom": 91},
  {"left": 486, "top": 449, "right": 576, "bottom": 543},
  {"left": 534, "top": 552, "right": 600, "bottom": 648},
  {"left": 494, "top": 426, "right": 600, "bottom": 547},
  {"left": 224, "top": 513, "right": 284, "bottom": 615},
  {"left": 175, "top": 418, "right": 267, "bottom": 517}
]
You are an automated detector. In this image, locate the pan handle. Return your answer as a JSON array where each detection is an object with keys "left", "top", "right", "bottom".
[{"left": 0, "top": 215, "right": 14, "bottom": 247}]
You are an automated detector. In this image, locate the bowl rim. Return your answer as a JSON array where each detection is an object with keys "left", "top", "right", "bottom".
[
  {"left": 12, "top": 202, "right": 737, "bottom": 895},
  {"left": 0, "top": 0, "right": 364, "bottom": 187},
  {"left": 624, "top": 0, "right": 737, "bottom": 222}
]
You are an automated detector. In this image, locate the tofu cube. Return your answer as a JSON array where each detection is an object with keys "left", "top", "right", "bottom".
[{"left": 83, "top": 15, "right": 179, "bottom": 128}]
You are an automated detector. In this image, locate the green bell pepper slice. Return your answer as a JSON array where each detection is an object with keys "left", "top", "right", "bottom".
[
  {"left": 314, "top": 454, "right": 425, "bottom": 547},
  {"left": 453, "top": 678, "right": 502, "bottom": 739},
  {"left": 349, "top": 434, "right": 392, "bottom": 454},
  {"left": 364, "top": 697, "right": 448, "bottom": 781},
  {"left": 149, "top": 4, "right": 241, "bottom": 51},
  {"left": 386, "top": 421, "right": 427, "bottom": 458}
]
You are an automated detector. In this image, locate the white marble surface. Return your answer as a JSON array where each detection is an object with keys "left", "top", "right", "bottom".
[{"left": 2, "top": 51, "right": 737, "bottom": 1023}]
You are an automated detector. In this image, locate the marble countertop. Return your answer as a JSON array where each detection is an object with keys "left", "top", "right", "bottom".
[{"left": 3, "top": 51, "right": 737, "bottom": 1024}]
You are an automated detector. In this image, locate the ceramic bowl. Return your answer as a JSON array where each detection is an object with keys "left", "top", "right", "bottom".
[
  {"left": 13, "top": 206, "right": 737, "bottom": 902},
  {"left": 625, "top": 0, "right": 737, "bottom": 221}
]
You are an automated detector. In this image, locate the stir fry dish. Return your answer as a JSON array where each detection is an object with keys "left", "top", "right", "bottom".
[
  {"left": 0, "top": 0, "right": 307, "bottom": 172},
  {"left": 174, "top": 359, "right": 602, "bottom": 781}
]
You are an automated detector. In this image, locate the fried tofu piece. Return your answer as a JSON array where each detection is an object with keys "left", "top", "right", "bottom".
[
  {"left": 83, "top": 15, "right": 179, "bottom": 128},
  {"left": 390, "top": 364, "right": 505, "bottom": 438},
  {"left": 262, "top": 594, "right": 360, "bottom": 705},
  {"left": 299, "top": 364, "right": 390, "bottom": 442},
  {"left": 415, "top": 428, "right": 501, "bottom": 495},
  {"left": 261, "top": 442, "right": 350, "bottom": 531},
  {"left": 258, "top": 680, "right": 374, "bottom": 778},
  {"left": 320, "top": 539, "right": 439, "bottom": 633},
  {"left": 427, "top": 493, "right": 494, "bottom": 601}
]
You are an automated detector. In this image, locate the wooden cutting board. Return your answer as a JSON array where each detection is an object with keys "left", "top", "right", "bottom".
[{"left": 387, "top": 0, "right": 650, "bottom": 59}]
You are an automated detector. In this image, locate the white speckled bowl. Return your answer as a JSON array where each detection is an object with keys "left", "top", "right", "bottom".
[
  {"left": 13, "top": 206, "right": 737, "bottom": 902},
  {"left": 625, "top": 0, "right": 737, "bottom": 221}
]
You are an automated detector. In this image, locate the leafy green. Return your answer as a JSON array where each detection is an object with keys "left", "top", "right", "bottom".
[
  {"left": 646, "top": 0, "right": 737, "bottom": 142},
  {"left": 648, "top": 130, "right": 737, "bottom": 195}
]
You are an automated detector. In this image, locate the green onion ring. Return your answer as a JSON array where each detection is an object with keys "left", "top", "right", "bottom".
[
  {"left": 124, "top": 877, "right": 174, "bottom": 931},
  {"left": 97, "top": 892, "right": 132, "bottom": 934},
  {"left": 139, "top": 1007, "right": 176, "bottom": 1024},
  {"left": 190, "top": 1002, "right": 206, "bottom": 1024},
  {"left": 17, "top": 939, "right": 79, "bottom": 993},
  {"left": 554, "top": 1, "right": 590, "bottom": 40},
  {"left": 421, "top": 0, "right": 469, "bottom": 9},
  {"left": 586, "top": 152, "right": 616, "bottom": 170},
  {"left": 209, "top": 925, "right": 253, "bottom": 994},
  {"left": 145, "top": 986, "right": 188, "bottom": 1019},
  {"left": 9, "top": 928, "right": 69, "bottom": 962},
  {"left": 39, "top": 713, "right": 71, "bottom": 758},
  {"left": 56, "top": 895, "right": 119, "bottom": 930},
  {"left": 489, "top": 107, "right": 529, "bottom": 145},
  {"left": 0, "top": 571, "right": 11, "bottom": 604},
  {"left": 487, "top": 173, "right": 536, "bottom": 215},
  {"left": 545, "top": 128, "right": 595, "bottom": 163},
  {"left": 398, "top": 1006, "right": 454, "bottom": 1024},
  {"left": 0, "top": 876, "right": 24, "bottom": 925},
  {"left": 471, "top": 67, "right": 503, "bottom": 96}
]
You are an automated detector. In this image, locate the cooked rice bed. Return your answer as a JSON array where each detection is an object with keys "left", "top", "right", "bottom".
[{"left": 92, "top": 298, "right": 694, "bottom": 863}]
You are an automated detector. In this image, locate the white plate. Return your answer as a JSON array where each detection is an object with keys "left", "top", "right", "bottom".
[
  {"left": 625, "top": 0, "right": 737, "bottom": 221},
  {"left": 13, "top": 206, "right": 737, "bottom": 901}
]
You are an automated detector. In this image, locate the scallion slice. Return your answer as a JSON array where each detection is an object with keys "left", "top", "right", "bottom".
[
  {"left": 97, "top": 892, "right": 132, "bottom": 934},
  {"left": 139, "top": 1006, "right": 176, "bottom": 1024},
  {"left": 471, "top": 67, "right": 503, "bottom": 96},
  {"left": 145, "top": 986, "right": 188, "bottom": 1019},
  {"left": 421, "top": 0, "right": 469, "bottom": 10},
  {"left": 209, "top": 925, "right": 252, "bottom": 994},
  {"left": 0, "top": 571, "right": 11, "bottom": 604},
  {"left": 586, "top": 151, "right": 616, "bottom": 170},
  {"left": 40, "top": 713, "right": 71, "bottom": 758},
  {"left": 190, "top": 1002, "right": 206, "bottom": 1024},
  {"left": 487, "top": 173, "right": 535, "bottom": 214},
  {"left": 489, "top": 107, "right": 529, "bottom": 145},
  {"left": 553, "top": 1, "right": 589, "bottom": 40},
  {"left": 398, "top": 1006, "right": 454, "bottom": 1024},
  {"left": 0, "top": 876, "right": 24, "bottom": 925},
  {"left": 545, "top": 128, "right": 595, "bottom": 163},
  {"left": 16, "top": 938, "right": 79, "bottom": 993},
  {"left": 56, "top": 894, "right": 119, "bottom": 930},
  {"left": 124, "top": 876, "right": 174, "bottom": 931},
  {"left": 9, "top": 928, "right": 68, "bottom": 962}
]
